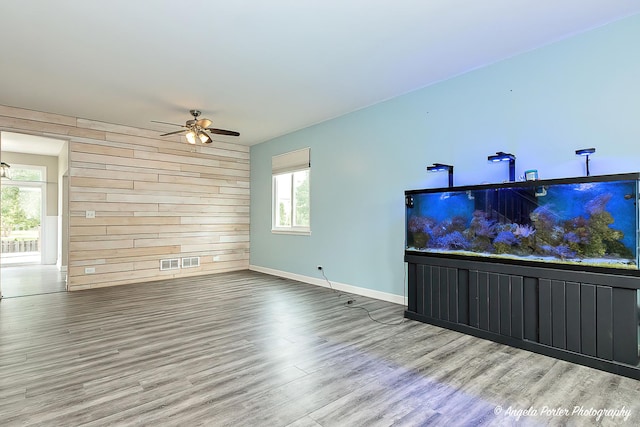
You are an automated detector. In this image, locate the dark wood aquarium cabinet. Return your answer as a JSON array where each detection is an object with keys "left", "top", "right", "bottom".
[{"left": 404, "top": 173, "right": 640, "bottom": 379}]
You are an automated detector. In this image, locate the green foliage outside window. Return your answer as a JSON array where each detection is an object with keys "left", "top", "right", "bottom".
[
  {"left": 1, "top": 184, "right": 41, "bottom": 238},
  {"left": 278, "top": 202, "right": 290, "bottom": 227},
  {"left": 294, "top": 172, "right": 309, "bottom": 227}
]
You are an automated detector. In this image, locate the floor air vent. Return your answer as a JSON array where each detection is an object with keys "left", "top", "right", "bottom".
[
  {"left": 182, "top": 257, "right": 200, "bottom": 268},
  {"left": 160, "top": 258, "right": 180, "bottom": 271}
]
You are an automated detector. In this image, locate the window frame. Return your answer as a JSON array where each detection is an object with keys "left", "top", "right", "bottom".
[
  {"left": 272, "top": 166, "right": 311, "bottom": 235},
  {"left": 0, "top": 164, "right": 47, "bottom": 263}
]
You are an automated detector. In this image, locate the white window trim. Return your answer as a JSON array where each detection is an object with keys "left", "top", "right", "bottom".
[
  {"left": 272, "top": 228, "right": 311, "bottom": 236},
  {"left": 271, "top": 166, "right": 311, "bottom": 236}
]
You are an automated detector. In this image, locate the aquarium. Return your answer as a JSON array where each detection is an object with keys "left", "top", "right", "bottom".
[{"left": 405, "top": 173, "right": 640, "bottom": 272}]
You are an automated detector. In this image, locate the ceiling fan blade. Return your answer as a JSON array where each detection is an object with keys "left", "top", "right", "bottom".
[
  {"left": 196, "top": 118, "right": 212, "bottom": 128},
  {"left": 151, "top": 120, "right": 185, "bottom": 127},
  {"left": 206, "top": 128, "right": 240, "bottom": 137},
  {"left": 160, "top": 129, "right": 188, "bottom": 136}
]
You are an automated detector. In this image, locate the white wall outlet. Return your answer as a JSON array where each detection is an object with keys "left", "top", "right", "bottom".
[
  {"left": 85, "top": 210, "right": 96, "bottom": 219},
  {"left": 84, "top": 267, "right": 96, "bottom": 274}
]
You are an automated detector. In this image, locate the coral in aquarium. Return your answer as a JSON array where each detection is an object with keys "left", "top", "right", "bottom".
[
  {"left": 431, "top": 216, "right": 468, "bottom": 240},
  {"left": 554, "top": 244, "right": 577, "bottom": 259},
  {"left": 540, "top": 244, "right": 577, "bottom": 260},
  {"left": 468, "top": 210, "right": 497, "bottom": 238},
  {"left": 606, "top": 239, "right": 634, "bottom": 259},
  {"left": 563, "top": 232, "right": 581, "bottom": 244},
  {"left": 530, "top": 206, "right": 563, "bottom": 250},
  {"left": 562, "top": 216, "right": 591, "bottom": 253},
  {"left": 562, "top": 231, "right": 583, "bottom": 254},
  {"left": 585, "top": 193, "right": 612, "bottom": 216},
  {"left": 493, "top": 230, "right": 518, "bottom": 254},
  {"left": 579, "top": 192, "right": 631, "bottom": 257},
  {"left": 530, "top": 205, "right": 557, "bottom": 226},
  {"left": 450, "top": 216, "right": 468, "bottom": 232},
  {"left": 553, "top": 192, "right": 632, "bottom": 259},
  {"left": 513, "top": 224, "right": 536, "bottom": 238},
  {"left": 512, "top": 224, "right": 536, "bottom": 254},
  {"left": 584, "top": 210, "right": 631, "bottom": 258},
  {"left": 407, "top": 216, "right": 433, "bottom": 233},
  {"left": 434, "top": 231, "right": 471, "bottom": 250},
  {"left": 406, "top": 183, "right": 636, "bottom": 268},
  {"left": 407, "top": 216, "right": 436, "bottom": 249},
  {"left": 465, "top": 210, "right": 497, "bottom": 252}
]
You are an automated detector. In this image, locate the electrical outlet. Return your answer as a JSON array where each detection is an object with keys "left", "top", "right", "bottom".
[
  {"left": 85, "top": 210, "right": 96, "bottom": 219},
  {"left": 84, "top": 267, "right": 96, "bottom": 274},
  {"left": 317, "top": 265, "right": 323, "bottom": 270}
]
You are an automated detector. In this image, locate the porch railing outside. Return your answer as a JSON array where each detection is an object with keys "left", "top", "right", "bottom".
[{"left": 1, "top": 239, "right": 40, "bottom": 253}]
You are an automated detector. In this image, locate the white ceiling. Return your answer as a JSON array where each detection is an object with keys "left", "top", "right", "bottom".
[{"left": 1, "top": 0, "right": 639, "bottom": 148}]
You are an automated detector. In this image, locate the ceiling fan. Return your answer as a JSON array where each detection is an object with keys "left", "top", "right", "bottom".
[{"left": 152, "top": 110, "right": 240, "bottom": 144}]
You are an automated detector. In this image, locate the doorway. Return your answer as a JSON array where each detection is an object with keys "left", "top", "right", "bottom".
[{"left": 0, "top": 132, "right": 68, "bottom": 299}]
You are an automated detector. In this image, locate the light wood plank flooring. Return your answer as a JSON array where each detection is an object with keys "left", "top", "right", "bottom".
[
  {"left": 1, "top": 270, "right": 639, "bottom": 426},
  {"left": 1, "top": 265, "right": 67, "bottom": 298}
]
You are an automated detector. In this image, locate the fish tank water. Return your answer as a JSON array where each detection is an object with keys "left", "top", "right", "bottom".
[{"left": 405, "top": 173, "right": 640, "bottom": 272}]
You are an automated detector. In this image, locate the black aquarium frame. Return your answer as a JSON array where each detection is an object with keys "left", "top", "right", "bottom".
[
  {"left": 405, "top": 173, "right": 640, "bottom": 380},
  {"left": 405, "top": 172, "right": 640, "bottom": 277}
]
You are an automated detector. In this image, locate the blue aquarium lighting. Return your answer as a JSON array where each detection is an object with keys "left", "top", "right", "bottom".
[
  {"left": 487, "top": 151, "right": 516, "bottom": 182},
  {"left": 427, "top": 163, "right": 454, "bottom": 187},
  {"left": 405, "top": 174, "right": 639, "bottom": 271},
  {"left": 575, "top": 147, "right": 595, "bottom": 177}
]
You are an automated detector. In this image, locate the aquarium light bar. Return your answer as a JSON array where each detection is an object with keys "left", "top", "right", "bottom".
[
  {"left": 487, "top": 151, "right": 515, "bottom": 162},
  {"left": 575, "top": 148, "right": 595, "bottom": 156},
  {"left": 487, "top": 152, "right": 516, "bottom": 182},
  {"left": 427, "top": 163, "right": 454, "bottom": 187},
  {"left": 426, "top": 163, "right": 452, "bottom": 172},
  {"left": 575, "top": 147, "right": 595, "bottom": 176}
]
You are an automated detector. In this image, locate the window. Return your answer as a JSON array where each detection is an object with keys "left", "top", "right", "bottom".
[
  {"left": 4, "top": 165, "right": 43, "bottom": 182},
  {"left": 1, "top": 165, "right": 45, "bottom": 262},
  {"left": 272, "top": 148, "right": 310, "bottom": 234}
]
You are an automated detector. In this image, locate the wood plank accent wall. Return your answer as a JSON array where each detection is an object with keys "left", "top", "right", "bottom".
[{"left": 0, "top": 105, "right": 250, "bottom": 290}]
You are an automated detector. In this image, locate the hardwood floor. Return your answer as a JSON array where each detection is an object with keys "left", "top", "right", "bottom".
[
  {"left": 1, "top": 270, "right": 639, "bottom": 426},
  {"left": 0, "top": 264, "right": 67, "bottom": 298}
]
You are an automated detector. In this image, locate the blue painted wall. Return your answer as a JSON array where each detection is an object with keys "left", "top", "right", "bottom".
[{"left": 250, "top": 14, "right": 640, "bottom": 297}]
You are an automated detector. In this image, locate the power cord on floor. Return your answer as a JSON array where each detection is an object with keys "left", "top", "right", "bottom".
[
  {"left": 320, "top": 266, "right": 407, "bottom": 326},
  {"left": 320, "top": 268, "right": 351, "bottom": 300}
]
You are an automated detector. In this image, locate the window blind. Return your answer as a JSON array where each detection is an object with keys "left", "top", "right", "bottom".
[{"left": 272, "top": 147, "right": 310, "bottom": 174}]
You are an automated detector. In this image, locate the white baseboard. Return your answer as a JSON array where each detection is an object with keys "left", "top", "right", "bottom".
[{"left": 249, "top": 265, "right": 407, "bottom": 306}]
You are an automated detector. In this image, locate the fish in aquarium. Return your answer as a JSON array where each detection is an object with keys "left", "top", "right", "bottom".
[{"left": 406, "top": 179, "right": 638, "bottom": 270}]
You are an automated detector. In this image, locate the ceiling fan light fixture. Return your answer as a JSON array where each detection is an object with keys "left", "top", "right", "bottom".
[
  {"left": 1, "top": 161, "right": 10, "bottom": 179},
  {"left": 198, "top": 131, "right": 212, "bottom": 144},
  {"left": 185, "top": 130, "right": 197, "bottom": 144},
  {"left": 152, "top": 110, "right": 240, "bottom": 144}
]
